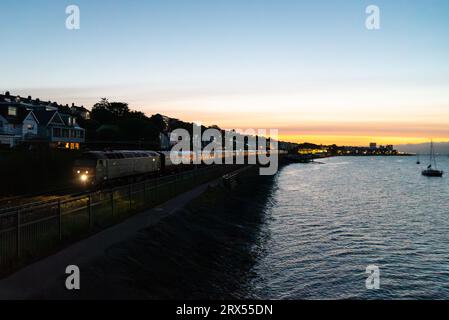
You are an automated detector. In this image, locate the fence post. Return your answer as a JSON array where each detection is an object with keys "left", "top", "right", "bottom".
[
  {"left": 155, "top": 177, "right": 159, "bottom": 204},
  {"left": 88, "top": 194, "right": 93, "bottom": 230},
  {"left": 143, "top": 181, "right": 147, "bottom": 206},
  {"left": 129, "top": 184, "right": 132, "bottom": 211},
  {"left": 111, "top": 190, "right": 114, "bottom": 218},
  {"left": 16, "top": 209, "right": 21, "bottom": 259},
  {"left": 58, "top": 199, "right": 62, "bottom": 241}
]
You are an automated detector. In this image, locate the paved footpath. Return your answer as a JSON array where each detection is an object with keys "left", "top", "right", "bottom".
[{"left": 0, "top": 179, "right": 220, "bottom": 300}]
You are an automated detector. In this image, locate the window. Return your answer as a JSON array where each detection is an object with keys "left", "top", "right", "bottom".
[
  {"left": 53, "top": 128, "right": 61, "bottom": 137},
  {"left": 66, "top": 142, "right": 80, "bottom": 150},
  {"left": 8, "top": 107, "right": 17, "bottom": 116},
  {"left": 106, "top": 153, "right": 121, "bottom": 159},
  {"left": 123, "top": 153, "right": 135, "bottom": 158},
  {"left": 76, "top": 130, "right": 83, "bottom": 138},
  {"left": 27, "top": 124, "right": 34, "bottom": 130}
]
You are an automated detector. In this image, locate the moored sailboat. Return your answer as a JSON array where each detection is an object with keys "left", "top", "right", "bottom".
[{"left": 422, "top": 141, "right": 443, "bottom": 177}]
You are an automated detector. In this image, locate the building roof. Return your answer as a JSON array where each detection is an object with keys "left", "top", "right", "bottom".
[
  {"left": 0, "top": 104, "right": 34, "bottom": 125},
  {"left": 60, "top": 113, "right": 77, "bottom": 126},
  {"left": 71, "top": 105, "right": 90, "bottom": 113},
  {"left": 33, "top": 110, "right": 59, "bottom": 126},
  {"left": 0, "top": 91, "right": 86, "bottom": 114}
]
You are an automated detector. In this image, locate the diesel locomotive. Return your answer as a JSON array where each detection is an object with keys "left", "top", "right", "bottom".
[{"left": 74, "top": 149, "right": 279, "bottom": 187}]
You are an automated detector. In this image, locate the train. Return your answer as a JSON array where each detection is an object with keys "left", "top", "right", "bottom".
[{"left": 73, "top": 149, "right": 279, "bottom": 187}]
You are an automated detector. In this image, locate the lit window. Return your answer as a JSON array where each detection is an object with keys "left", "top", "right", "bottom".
[
  {"left": 8, "top": 107, "right": 17, "bottom": 116},
  {"left": 27, "top": 124, "right": 34, "bottom": 130}
]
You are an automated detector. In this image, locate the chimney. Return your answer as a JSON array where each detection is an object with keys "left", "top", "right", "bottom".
[
  {"left": 5, "top": 91, "right": 10, "bottom": 97},
  {"left": 28, "top": 96, "right": 32, "bottom": 100},
  {"left": 72, "top": 103, "right": 75, "bottom": 107}
]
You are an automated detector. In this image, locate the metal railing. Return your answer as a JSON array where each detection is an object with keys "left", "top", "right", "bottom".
[{"left": 0, "top": 165, "right": 240, "bottom": 274}]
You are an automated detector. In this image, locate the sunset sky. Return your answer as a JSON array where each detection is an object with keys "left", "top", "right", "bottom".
[{"left": 1, "top": 0, "right": 449, "bottom": 146}]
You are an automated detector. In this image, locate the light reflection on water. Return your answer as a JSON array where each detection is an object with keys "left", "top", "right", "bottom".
[{"left": 250, "top": 156, "right": 449, "bottom": 299}]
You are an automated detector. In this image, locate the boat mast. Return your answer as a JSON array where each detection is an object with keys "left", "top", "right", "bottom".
[
  {"left": 429, "top": 141, "right": 432, "bottom": 167},
  {"left": 433, "top": 142, "right": 438, "bottom": 169},
  {"left": 430, "top": 140, "right": 437, "bottom": 169}
]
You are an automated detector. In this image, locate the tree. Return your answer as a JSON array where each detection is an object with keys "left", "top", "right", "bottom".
[
  {"left": 91, "top": 98, "right": 114, "bottom": 123},
  {"left": 93, "top": 98, "right": 110, "bottom": 110},
  {"left": 91, "top": 98, "right": 130, "bottom": 122},
  {"left": 108, "top": 102, "right": 130, "bottom": 117}
]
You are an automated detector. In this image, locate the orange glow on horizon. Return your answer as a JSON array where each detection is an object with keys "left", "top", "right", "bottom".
[
  {"left": 143, "top": 106, "right": 449, "bottom": 146},
  {"left": 152, "top": 111, "right": 449, "bottom": 146},
  {"left": 278, "top": 135, "right": 449, "bottom": 147}
]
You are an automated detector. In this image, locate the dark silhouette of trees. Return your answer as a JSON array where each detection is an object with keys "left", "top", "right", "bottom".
[
  {"left": 86, "top": 99, "right": 166, "bottom": 147},
  {"left": 108, "top": 102, "right": 130, "bottom": 117},
  {"left": 83, "top": 98, "right": 248, "bottom": 150}
]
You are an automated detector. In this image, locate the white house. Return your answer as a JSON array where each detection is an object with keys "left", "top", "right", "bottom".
[{"left": 0, "top": 105, "right": 39, "bottom": 147}]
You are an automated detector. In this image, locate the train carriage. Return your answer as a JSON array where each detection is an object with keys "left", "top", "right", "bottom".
[{"left": 74, "top": 150, "right": 161, "bottom": 186}]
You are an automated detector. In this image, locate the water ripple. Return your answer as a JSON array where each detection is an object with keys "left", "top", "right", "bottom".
[{"left": 250, "top": 156, "right": 449, "bottom": 299}]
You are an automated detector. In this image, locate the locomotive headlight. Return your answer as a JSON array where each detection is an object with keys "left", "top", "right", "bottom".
[
  {"left": 77, "top": 170, "right": 80, "bottom": 174},
  {"left": 81, "top": 174, "right": 88, "bottom": 182}
]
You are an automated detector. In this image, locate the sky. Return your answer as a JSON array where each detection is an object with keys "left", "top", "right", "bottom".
[{"left": 1, "top": 0, "right": 449, "bottom": 146}]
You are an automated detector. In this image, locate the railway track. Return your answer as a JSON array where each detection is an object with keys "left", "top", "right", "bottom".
[
  {"left": 0, "top": 166, "right": 201, "bottom": 214},
  {"left": 0, "top": 186, "right": 81, "bottom": 208},
  {"left": 0, "top": 189, "right": 85, "bottom": 215}
]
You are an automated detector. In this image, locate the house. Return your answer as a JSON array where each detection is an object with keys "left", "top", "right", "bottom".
[
  {"left": 70, "top": 104, "right": 91, "bottom": 120},
  {"left": 34, "top": 110, "right": 85, "bottom": 150},
  {"left": 0, "top": 105, "right": 39, "bottom": 147},
  {"left": 0, "top": 91, "right": 85, "bottom": 149}
]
